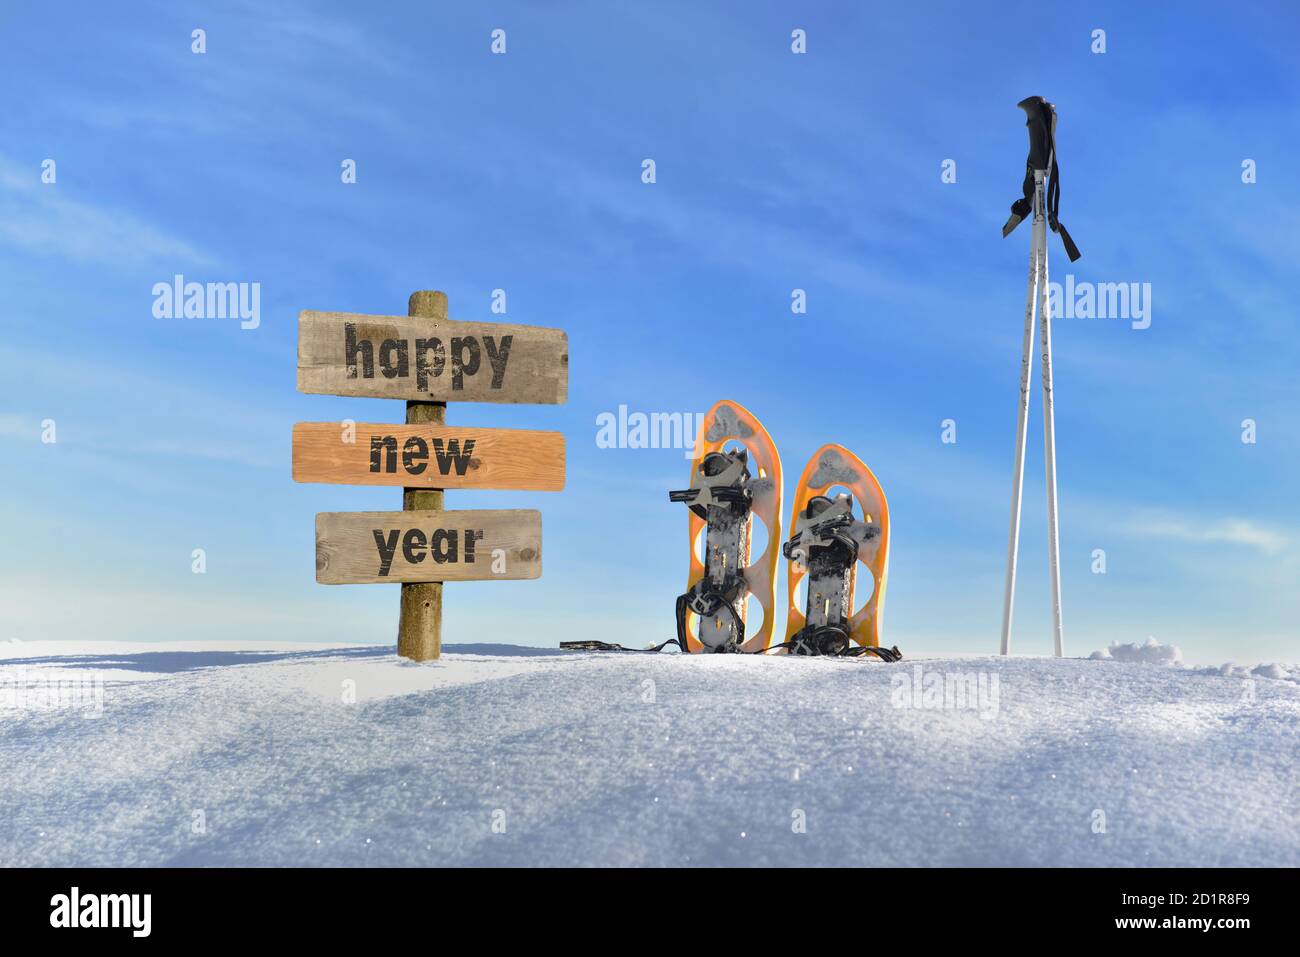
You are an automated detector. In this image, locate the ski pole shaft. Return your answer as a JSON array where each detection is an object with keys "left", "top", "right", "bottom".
[
  {"left": 999, "top": 172, "right": 1045, "bottom": 655},
  {"left": 1037, "top": 198, "right": 1066, "bottom": 657}
]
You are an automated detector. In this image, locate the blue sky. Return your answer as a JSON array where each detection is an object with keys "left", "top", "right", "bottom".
[{"left": 1, "top": 1, "right": 1296, "bottom": 664}]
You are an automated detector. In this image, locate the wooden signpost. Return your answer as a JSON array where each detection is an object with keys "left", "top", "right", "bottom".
[{"left": 294, "top": 290, "right": 567, "bottom": 661}]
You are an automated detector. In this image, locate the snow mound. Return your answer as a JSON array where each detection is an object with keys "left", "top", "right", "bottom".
[
  {"left": 1090, "top": 637, "right": 1183, "bottom": 665},
  {"left": 1192, "top": 661, "right": 1299, "bottom": 684},
  {"left": 1, "top": 643, "right": 1297, "bottom": 867},
  {"left": 1089, "top": 638, "right": 1297, "bottom": 684}
]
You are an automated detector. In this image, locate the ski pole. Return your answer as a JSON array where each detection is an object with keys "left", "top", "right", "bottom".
[{"left": 1000, "top": 96, "right": 1080, "bottom": 656}]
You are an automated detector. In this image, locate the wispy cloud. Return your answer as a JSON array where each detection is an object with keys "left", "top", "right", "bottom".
[
  {"left": 0, "top": 414, "right": 38, "bottom": 440},
  {"left": 1129, "top": 514, "right": 1289, "bottom": 554},
  {"left": 0, "top": 156, "right": 211, "bottom": 266},
  {"left": 0, "top": 344, "right": 285, "bottom": 473}
]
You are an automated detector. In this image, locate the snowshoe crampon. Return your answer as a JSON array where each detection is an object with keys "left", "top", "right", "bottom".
[
  {"left": 782, "top": 444, "right": 892, "bottom": 657},
  {"left": 669, "top": 400, "right": 782, "bottom": 653}
]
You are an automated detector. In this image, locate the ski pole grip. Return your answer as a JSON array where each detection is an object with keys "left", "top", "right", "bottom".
[{"left": 1017, "top": 95, "right": 1052, "bottom": 171}]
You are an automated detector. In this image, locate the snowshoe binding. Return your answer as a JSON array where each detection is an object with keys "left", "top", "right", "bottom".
[
  {"left": 779, "top": 445, "right": 898, "bottom": 660},
  {"left": 670, "top": 400, "right": 782, "bottom": 653}
]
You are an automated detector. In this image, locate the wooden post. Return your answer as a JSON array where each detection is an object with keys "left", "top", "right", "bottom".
[{"left": 398, "top": 289, "right": 448, "bottom": 660}]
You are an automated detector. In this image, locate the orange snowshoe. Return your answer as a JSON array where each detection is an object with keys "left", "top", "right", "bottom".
[
  {"left": 780, "top": 444, "right": 896, "bottom": 659},
  {"left": 669, "top": 400, "right": 782, "bottom": 653}
]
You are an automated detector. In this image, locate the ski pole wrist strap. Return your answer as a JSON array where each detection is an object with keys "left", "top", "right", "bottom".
[{"left": 1045, "top": 153, "right": 1081, "bottom": 262}]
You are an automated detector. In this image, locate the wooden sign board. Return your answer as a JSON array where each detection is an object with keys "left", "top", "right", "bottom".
[
  {"left": 315, "top": 509, "right": 541, "bottom": 584},
  {"left": 293, "top": 423, "right": 565, "bottom": 491},
  {"left": 297, "top": 310, "right": 568, "bottom": 404}
]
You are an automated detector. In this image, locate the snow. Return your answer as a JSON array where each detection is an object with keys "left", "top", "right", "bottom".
[
  {"left": 1, "top": 641, "right": 1296, "bottom": 867},
  {"left": 1091, "top": 637, "right": 1299, "bottom": 683},
  {"left": 1092, "top": 637, "right": 1184, "bottom": 665}
]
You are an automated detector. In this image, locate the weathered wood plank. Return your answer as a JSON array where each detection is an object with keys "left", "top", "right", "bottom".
[
  {"left": 292, "top": 422, "right": 565, "bottom": 491},
  {"left": 297, "top": 309, "right": 568, "bottom": 404},
  {"left": 315, "top": 509, "right": 542, "bottom": 584}
]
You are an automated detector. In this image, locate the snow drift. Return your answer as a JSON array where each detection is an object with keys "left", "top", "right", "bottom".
[{"left": 1, "top": 641, "right": 1296, "bottom": 867}]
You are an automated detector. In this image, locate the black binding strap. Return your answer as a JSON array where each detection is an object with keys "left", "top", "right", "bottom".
[
  {"left": 560, "top": 638, "right": 685, "bottom": 653},
  {"left": 672, "top": 586, "right": 745, "bottom": 654},
  {"left": 560, "top": 638, "right": 901, "bottom": 660}
]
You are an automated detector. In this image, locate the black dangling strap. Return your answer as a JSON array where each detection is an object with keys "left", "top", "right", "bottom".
[{"left": 1047, "top": 135, "right": 1082, "bottom": 262}]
